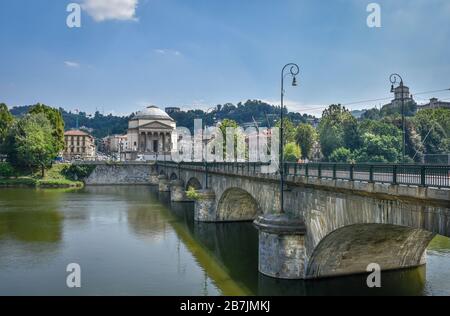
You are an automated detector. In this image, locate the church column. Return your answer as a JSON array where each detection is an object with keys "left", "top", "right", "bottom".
[
  {"left": 146, "top": 132, "right": 151, "bottom": 152},
  {"left": 167, "top": 132, "right": 172, "bottom": 151},
  {"left": 160, "top": 132, "right": 164, "bottom": 153}
]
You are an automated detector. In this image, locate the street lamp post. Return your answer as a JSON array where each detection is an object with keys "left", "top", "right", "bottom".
[
  {"left": 280, "top": 63, "right": 299, "bottom": 214},
  {"left": 390, "top": 73, "right": 406, "bottom": 162}
]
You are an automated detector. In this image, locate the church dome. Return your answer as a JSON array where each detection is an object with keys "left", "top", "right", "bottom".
[{"left": 134, "top": 105, "right": 173, "bottom": 121}]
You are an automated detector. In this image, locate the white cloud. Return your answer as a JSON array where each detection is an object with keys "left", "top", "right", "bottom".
[
  {"left": 64, "top": 61, "right": 80, "bottom": 68},
  {"left": 153, "top": 49, "right": 183, "bottom": 57},
  {"left": 82, "top": 0, "right": 139, "bottom": 22}
]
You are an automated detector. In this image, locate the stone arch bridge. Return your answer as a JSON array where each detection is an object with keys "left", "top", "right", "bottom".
[{"left": 83, "top": 161, "right": 450, "bottom": 280}]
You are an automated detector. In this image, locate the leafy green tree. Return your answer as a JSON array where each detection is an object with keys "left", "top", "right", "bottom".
[
  {"left": 360, "top": 108, "right": 381, "bottom": 121},
  {"left": 359, "top": 119, "right": 401, "bottom": 137},
  {"left": 318, "top": 104, "right": 359, "bottom": 159},
  {"left": 29, "top": 103, "right": 65, "bottom": 152},
  {"left": 329, "top": 147, "right": 354, "bottom": 163},
  {"left": 283, "top": 142, "right": 301, "bottom": 162},
  {"left": 354, "top": 133, "right": 401, "bottom": 163},
  {"left": 295, "top": 123, "right": 317, "bottom": 159},
  {"left": 382, "top": 115, "right": 424, "bottom": 161},
  {"left": 413, "top": 108, "right": 450, "bottom": 156},
  {"left": 7, "top": 113, "right": 58, "bottom": 177},
  {"left": 0, "top": 103, "right": 14, "bottom": 153},
  {"left": 275, "top": 117, "right": 296, "bottom": 145}
]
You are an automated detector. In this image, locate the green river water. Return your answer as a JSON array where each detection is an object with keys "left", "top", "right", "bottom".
[{"left": 0, "top": 186, "right": 449, "bottom": 296}]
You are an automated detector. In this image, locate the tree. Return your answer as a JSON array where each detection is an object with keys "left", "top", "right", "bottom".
[
  {"left": 275, "top": 117, "right": 296, "bottom": 145},
  {"left": 318, "top": 104, "right": 358, "bottom": 159},
  {"left": 284, "top": 142, "right": 301, "bottom": 162},
  {"left": 360, "top": 108, "right": 381, "bottom": 121},
  {"left": 0, "top": 103, "right": 14, "bottom": 153},
  {"left": 7, "top": 113, "right": 58, "bottom": 177},
  {"left": 329, "top": 147, "right": 353, "bottom": 163},
  {"left": 413, "top": 108, "right": 450, "bottom": 156},
  {"left": 29, "top": 103, "right": 65, "bottom": 152},
  {"left": 295, "top": 123, "right": 317, "bottom": 159},
  {"left": 354, "top": 133, "right": 401, "bottom": 163}
]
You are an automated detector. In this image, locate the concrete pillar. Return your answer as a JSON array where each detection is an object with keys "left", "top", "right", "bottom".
[
  {"left": 158, "top": 174, "right": 170, "bottom": 192},
  {"left": 150, "top": 169, "right": 159, "bottom": 185},
  {"left": 194, "top": 189, "right": 216, "bottom": 222},
  {"left": 170, "top": 179, "right": 187, "bottom": 202},
  {"left": 254, "top": 214, "right": 307, "bottom": 279}
]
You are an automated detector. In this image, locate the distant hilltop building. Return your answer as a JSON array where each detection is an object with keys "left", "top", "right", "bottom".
[
  {"left": 63, "top": 129, "right": 96, "bottom": 161},
  {"left": 165, "top": 107, "right": 181, "bottom": 114},
  {"left": 418, "top": 98, "right": 450, "bottom": 110},
  {"left": 124, "top": 105, "right": 177, "bottom": 161},
  {"left": 383, "top": 85, "right": 416, "bottom": 109}
]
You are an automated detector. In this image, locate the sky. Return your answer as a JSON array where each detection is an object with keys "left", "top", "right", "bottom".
[{"left": 0, "top": 0, "right": 449, "bottom": 117}]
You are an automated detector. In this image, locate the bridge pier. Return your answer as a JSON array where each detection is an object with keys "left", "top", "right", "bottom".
[
  {"left": 158, "top": 175, "right": 170, "bottom": 192},
  {"left": 194, "top": 189, "right": 217, "bottom": 222},
  {"left": 254, "top": 214, "right": 307, "bottom": 279},
  {"left": 150, "top": 170, "right": 159, "bottom": 185},
  {"left": 170, "top": 179, "right": 188, "bottom": 202}
]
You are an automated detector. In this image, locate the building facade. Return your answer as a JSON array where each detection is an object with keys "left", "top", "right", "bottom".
[
  {"left": 418, "top": 98, "right": 450, "bottom": 110},
  {"left": 103, "top": 135, "right": 128, "bottom": 153},
  {"left": 63, "top": 130, "right": 96, "bottom": 161},
  {"left": 124, "top": 105, "right": 177, "bottom": 161}
]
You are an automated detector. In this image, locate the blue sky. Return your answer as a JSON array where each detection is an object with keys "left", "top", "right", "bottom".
[{"left": 0, "top": 0, "right": 449, "bottom": 116}]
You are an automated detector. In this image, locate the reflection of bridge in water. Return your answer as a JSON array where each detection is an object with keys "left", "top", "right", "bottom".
[{"left": 83, "top": 161, "right": 450, "bottom": 280}]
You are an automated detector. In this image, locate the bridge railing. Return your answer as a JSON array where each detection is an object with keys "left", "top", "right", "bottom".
[{"left": 158, "top": 162, "right": 450, "bottom": 188}]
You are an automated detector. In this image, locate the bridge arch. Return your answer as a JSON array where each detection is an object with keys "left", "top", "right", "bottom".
[
  {"left": 305, "top": 223, "right": 435, "bottom": 279},
  {"left": 186, "top": 177, "right": 202, "bottom": 190},
  {"left": 216, "top": 188, "right": 261, "bottom": 222},
  {"left": 169, "top": 172, "right": 178, "bottom": 181},
  {"left": 159, "top": 169, "right": 167, "bottom": 176}
]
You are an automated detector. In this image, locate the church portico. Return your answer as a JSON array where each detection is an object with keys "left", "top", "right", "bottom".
[{"left": 123, "top": 106, "right": 176, "bottom": 161}]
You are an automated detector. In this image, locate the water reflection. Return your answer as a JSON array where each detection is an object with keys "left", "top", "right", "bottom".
[{"left": 0, "top": 189, "right": 63, "bottom": 243}]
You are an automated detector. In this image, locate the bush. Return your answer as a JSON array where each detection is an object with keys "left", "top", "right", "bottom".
[
  {"left": 62, "top": 164, "right": 96, "bottom": 180},
  {"left": 284, "top": 142, "right": 301, "bottom": 162},
  {"left": 0, "top": 162, "right": 15, "bottom": 178},
  {"left": 186, "top": 186, "right": 201, "bottom": 200},
  {"left": 329, "top": 147, "right": 354, "bottom": 163}
]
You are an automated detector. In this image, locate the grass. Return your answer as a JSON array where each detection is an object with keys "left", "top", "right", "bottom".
[{"left": 0, "top": 164, "right": 83, "bottom": 188}]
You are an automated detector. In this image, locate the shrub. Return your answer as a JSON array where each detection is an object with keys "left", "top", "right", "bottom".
[
  {"left": 0, "top": 162, "right": 16, "bottom": 178},
  {"left": 62, "top": 164, "right": 96, "bottom": 180},
  {"left": 186, "top": 186, "right": 202, "bottom": 200},
  {"left": 329, "top": 147, "right": 354, "bottom": 163}
]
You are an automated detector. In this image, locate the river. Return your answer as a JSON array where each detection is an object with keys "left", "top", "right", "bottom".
[{"left": 0, "top": 186, "right": 449, "bottom": 296}]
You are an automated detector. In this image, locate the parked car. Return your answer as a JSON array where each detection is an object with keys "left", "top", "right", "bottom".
[{"left": 135, "top": 155, "right": 145, "bottom": 161}]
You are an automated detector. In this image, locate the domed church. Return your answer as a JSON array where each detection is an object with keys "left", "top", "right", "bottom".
[{"left": 124, "top": 105, "right": 177, "bottom": 161}]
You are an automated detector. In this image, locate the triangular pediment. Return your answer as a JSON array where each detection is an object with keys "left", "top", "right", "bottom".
[{"left": 139, "top": 121, "right": 174, "bottom": 130}]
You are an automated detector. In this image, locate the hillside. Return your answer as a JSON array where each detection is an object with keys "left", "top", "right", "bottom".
[{"left": 9, "top": 100, "right": 317, "bottom": 138}]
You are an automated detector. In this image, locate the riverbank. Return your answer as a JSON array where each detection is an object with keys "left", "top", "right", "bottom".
[{"left": 0, "top": 164, "right": 84, "bottom": 188}]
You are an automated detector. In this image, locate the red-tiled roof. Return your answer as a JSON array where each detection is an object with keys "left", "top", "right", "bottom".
[{"left": 64, "top": 130, "right": 91, "bottom": 136}]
